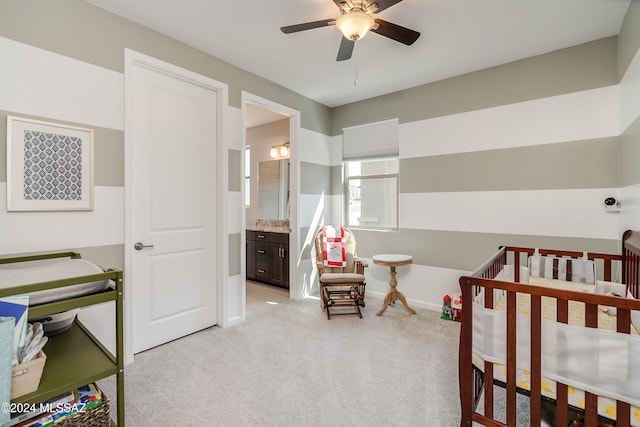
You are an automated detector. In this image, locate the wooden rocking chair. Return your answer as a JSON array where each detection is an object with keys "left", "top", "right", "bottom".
[{"left": 314, "top": 226, "right": 367, "bottom": 319}]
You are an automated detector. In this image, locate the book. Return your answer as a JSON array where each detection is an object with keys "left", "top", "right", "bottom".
[
  {"left": 0, "top": 296, "right": 29, "bottom": 360},
  {"left": 9, "top": 390, "right": 75, "bottom": 426},
  {"left": 14, "top": 383, "right": 103, "bottom": 427}
]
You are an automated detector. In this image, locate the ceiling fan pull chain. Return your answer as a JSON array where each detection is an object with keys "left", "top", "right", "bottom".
[{"left": 353, "top": 46, "right": 359, "bottom": 86}]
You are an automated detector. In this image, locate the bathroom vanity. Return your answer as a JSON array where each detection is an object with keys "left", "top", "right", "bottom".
[{"left": 246, "top": 228, "right": 289, "bottom": 289}]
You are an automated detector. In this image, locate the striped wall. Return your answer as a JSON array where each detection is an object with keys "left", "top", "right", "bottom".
[
  {"left": 1, "top": 0, "right": 638, "bottom": 324},
  {"left": 329, "top": 36, "right": 630, "bottom": 311},
  {"left": 297, "top": 130, "right": 341, "bottom": 297},
  {"left": 0, "top": 35, "right": 125, "bottom": 352},
  {"left": 619, "top": 0, "right": 640, "bottom": 235},
  {"left": 0, "top": 0, "right": 330, "bottom": 354},
  {"left": 226, "top": 106, "right": 244, "bottom": 326}
]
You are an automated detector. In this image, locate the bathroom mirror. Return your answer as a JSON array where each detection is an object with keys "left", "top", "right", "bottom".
[{"left": 258, "top": 159, "right": 289, "bottom": 220}]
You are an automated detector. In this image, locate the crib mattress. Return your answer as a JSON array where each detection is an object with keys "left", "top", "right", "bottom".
[{"left": 0, "top": 259, "right": 109, "bottom": 305}]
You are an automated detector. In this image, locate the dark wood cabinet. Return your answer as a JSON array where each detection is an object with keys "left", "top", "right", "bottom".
[
  {"left": 246, "top": 230, "right": 289, "bottom": 289},
  {"left": 246, "top": 231, "right": 256, "bottom": 280},
  {"left": 268, "top": 233, "right": 289, "bottom": 288}
]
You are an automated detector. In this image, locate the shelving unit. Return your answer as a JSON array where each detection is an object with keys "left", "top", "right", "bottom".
[{"left": 0, "top": 252, "right": 124, "bottom": 426}]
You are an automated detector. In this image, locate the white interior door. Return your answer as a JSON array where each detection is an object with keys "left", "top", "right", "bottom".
[{"left": 130, "top": 58, "right": 218, "bottom": 353}]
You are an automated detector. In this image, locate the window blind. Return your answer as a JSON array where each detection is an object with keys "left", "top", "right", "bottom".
[{"left": 342, "top": 118, "right": 399, "bottom": 160}]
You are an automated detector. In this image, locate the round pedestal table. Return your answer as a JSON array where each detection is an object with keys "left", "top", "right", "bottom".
[{"left": 372, "top": 254, "right": 415, "bottom": 316}]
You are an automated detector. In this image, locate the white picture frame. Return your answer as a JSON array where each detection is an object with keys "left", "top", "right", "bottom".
[{"left": 6, "top": 116, "right": 94, "bottom": 211}]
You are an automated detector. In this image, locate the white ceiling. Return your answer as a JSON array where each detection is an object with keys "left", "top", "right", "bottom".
[
  {"left": 244, "top": 103, "right": 289, "bottom": 129},
  {"left": 87, "top": 0, "right": 631, "bottom": 108}
]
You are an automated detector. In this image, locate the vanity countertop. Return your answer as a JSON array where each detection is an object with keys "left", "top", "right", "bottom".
[{"left": 247, "top": 227, "right": 291, "bottom": 234}]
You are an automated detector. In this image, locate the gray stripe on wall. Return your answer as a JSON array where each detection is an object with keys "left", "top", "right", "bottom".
[
  {"left": 300, "top": 161, "right": 332, "bottom": 195},
  {"left": 94, "top": 127, "right": 124, "bottom": 187},
  {"left": 351, "top": 229, "right": 619, "bottom": 272},
  {"left": 330, "top": 37, "right": 618, "bottom": 135},
  {"left": 228, "top": 149, "right": 241, "bottom": 192},
  {"left": 228, "top": 233, "right": 241, "bottom": 276},
  {"left": 621, "top": 116, "right": 640, "bottom": 187},
  {"left": 400, "top": 137, "right": 619, "bottom": 193},
  {"left": 0, "top": 110, "right": 124, "bottom": 186}
]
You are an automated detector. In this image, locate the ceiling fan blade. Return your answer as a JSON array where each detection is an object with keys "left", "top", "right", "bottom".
[
  {"left": 336, "top": 36, "right": 355, "bottom": 61},
  {"left": 371, "top": 19, "right": 420, "bottom": 45},
  {"left": 280, "top": 19, "right": 335, "bottom": 34},
  {"left": 367, "top": 0, "right": 404, "bottom": 13}
]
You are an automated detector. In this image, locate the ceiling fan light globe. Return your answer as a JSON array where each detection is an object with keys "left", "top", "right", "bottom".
[{"left": 336, "top": 10, "right": 374, "bottom": 41}]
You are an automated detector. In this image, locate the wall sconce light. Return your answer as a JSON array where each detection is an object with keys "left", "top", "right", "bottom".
[{"left": 270, "top": 143, "right": 290, "bottom": 159}]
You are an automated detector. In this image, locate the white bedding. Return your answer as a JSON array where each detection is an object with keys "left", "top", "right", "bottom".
[{"left": 0, "top": 259, "right": 109, "bottom": 305}]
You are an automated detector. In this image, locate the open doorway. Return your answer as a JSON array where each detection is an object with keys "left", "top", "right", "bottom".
[{"left": 242, "top": 93, "right": 300, "bottom": 318}]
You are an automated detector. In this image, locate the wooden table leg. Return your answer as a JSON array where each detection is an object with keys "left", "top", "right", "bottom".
[{"left": 377, "top": 266, "right": 417, "bottom": 316}]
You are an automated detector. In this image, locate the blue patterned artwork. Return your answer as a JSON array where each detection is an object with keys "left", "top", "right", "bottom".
[
  {"left": 23, "top": 130, "right": 83, "bottom": 201},
  {"left": 6, "top": 116, "right": 93, "bottom": 211}
]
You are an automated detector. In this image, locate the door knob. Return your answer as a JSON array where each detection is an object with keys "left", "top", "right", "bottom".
[{"left": 134, "top": 242, "right": 154, "bottom": 250}]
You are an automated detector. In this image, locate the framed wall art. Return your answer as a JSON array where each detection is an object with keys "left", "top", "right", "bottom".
[{"left": 6, "top": 116, "right": 94, "bottom": 211}]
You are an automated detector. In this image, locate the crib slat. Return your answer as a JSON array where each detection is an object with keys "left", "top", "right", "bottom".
[
  {"left": 584, "top": 392, "right": 598, "bottom": 427},
  {"left": 506, "top": 291, "right": 516, "bottom": 426},
  {"left": 603, "top": 259, "right": 612, "bottom": 281},
  {"left": 556, "top": 298, "right": 569, "bottom": 427},
  {"left": 585, "top": 303, "right": 598, "bottom": 328},
  {"left": 484, "top": 360, "right": 494, "bottom": 420},
  {"left": 617, "top": 401, "right": 631, "bottom": 426},
  {"left": 584, "top": 302, "right": 599, "bottom": 427},
  {"left": 616, "top": 309, "right": 632, "bottom": 427},
  {"left": 530, "top": 294, "right": 542, "bottom": 425}
]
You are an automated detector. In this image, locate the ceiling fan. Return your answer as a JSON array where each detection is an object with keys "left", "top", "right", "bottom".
[{"left": 280, "top": 0, "right": 420, "bottom": 61}]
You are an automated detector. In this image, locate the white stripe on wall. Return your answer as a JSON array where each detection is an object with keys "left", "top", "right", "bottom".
[
  {"left": 400, "top": 85, "right": 619, "bottom": 159},
  {"left": 226, "top": 274, "right": 244, "bottom": 326},
  {"left": 0, "top": 37, "right": 123, "bottom": 130},
  {"left": 0, "top": 184, "right": 124, "bottom": 254},
  {"left": 400, "top": 188, "right": 620, "bottom": 240},
  {"left": 298, "top": 128, "right": 335, "bottom": 166}
]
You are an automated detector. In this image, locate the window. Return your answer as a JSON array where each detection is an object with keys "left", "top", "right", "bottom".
[
  {"left": 344, "top": 157, "right": 398, "bottom": 230},
  {"left": 342, "top": 119, "right": 399, "bottom": 230},
  {"left": 244, "top": 146, "right": 251, "bottom": 206}
]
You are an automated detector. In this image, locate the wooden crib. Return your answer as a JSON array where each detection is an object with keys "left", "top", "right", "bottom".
[{"left": 459, "top": 230, "right": 640, "bottom": 426}]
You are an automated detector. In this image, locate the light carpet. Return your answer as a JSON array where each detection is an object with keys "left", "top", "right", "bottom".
[{"left": 100, "top": 282, "right": 462, "bottom": 426}]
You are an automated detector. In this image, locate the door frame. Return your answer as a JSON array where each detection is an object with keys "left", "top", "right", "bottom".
[
  {"left": 241, "top": 92, "right": 301, "bottom": 315},
  {"left": 124, "top": 49, "right": 228, "bottom": 364}
]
